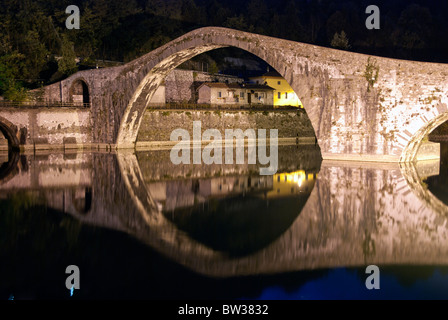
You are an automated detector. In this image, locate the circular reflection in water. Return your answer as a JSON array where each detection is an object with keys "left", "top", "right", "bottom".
[
  {"left": 0, "top": 150, "right": 19, "bottom": 184},
  {"left": 138, "top": 144, "right": 322, "bottom": 258},
  {"left": 162, "top": 172, "right": 314, "bottom": 257},
  {"left": 423, "top": 143, "right": 448, "bottom": 206}
]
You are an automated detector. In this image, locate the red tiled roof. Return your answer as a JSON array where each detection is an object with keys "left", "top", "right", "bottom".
[{"left": 199, "top": 82, "right": 274, "bottom": 91}]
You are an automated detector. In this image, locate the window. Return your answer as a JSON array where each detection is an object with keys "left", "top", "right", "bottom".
[
  {"left": 260, "top": 92, "right": 265, "bottom": 98},
  {"left": 254, "top": 93, "right": 258, "bottom": 98},
  {"left": 218, "top": 91, "right": 222, "bottom": 98},
  {"left": 278, "top": 81, "right": 281, "bottom": 85},
  {"left": 278, "top": 92, "right": 281, "bottom": 99},
  {"left": 240, "top": 92, "right": 244, "bottom": 99},
  {"left": 285, "top": 92, "right": 288, "bottom": 99}
]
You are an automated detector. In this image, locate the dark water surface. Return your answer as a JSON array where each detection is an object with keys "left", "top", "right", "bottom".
[{"left": 1, "top": 144, "right": 448, "bottom": 300}]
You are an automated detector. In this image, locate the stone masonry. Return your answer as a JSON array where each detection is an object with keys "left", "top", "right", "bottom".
[{"left": 2, "top": 27, "right": 448, "bottom": 162}]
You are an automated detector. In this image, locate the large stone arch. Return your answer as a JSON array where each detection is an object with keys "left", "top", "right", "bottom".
[
  {"left": 42, "top": 27, "right": 448, "bottom": 162},
  {"left": 0, "top": 115, "right": 19, "bottom": 151},
  {"left": 112, "top": 27, "right": 343, "bottom": 149}
]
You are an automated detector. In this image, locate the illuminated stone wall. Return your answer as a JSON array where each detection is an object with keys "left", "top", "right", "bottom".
[
  {"left": 136, "top": 109, "right": 315, "bottom": 143},
  {"left": 9, "top": 27, "right": 448, "bottom": 161},
  {"left": 0, "top": 107, "right": 92, "bottom": 148}
]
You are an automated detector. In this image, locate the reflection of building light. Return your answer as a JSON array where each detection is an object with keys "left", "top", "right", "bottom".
[
  {"left": 275, "top": 170, "right": 307, "bottom": 187},
  {"left": 268, "top": 170, "right": 315, "bottom": 198}
]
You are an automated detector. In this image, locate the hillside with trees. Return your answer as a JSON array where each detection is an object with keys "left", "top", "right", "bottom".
[{"left": 1, "top": 0, "right": 447, "bottom": 100}]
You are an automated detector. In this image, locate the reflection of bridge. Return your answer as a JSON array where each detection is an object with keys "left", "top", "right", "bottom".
[
  {"left": 1, "top": 27, "right": 448, "bottom": 162},
  {"left": 0, "top": 152, "right": 93, "bottom": 216},
  {"left": 2, "top": 149, "right": 448, "bottom": 277},
  {"left": 145, "top": 170, "right": 316, "bottom": 212}
]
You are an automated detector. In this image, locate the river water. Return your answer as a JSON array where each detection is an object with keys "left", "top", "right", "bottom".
[{"left": 1, "top": 143, "right": 448, "bottom": 300}]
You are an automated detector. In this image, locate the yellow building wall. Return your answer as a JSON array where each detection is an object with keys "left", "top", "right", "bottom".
[{"left": 251, "top": 76, "right": 303, "bottom": 108}]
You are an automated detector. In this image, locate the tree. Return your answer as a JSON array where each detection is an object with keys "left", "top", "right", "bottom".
[
  {"left": 0, "top": 53, "right": 28, "bottom": 101},
  {"left": 0, "top": 28, "right": 28, "bottom": 100},
  {"left": 209, "top": 61, "right": 218, "bottom": 75},
  {"left": 331, "top": 30, "right": 351, "bottom": 50},
  {"left": 247, "top": 0, "right": 268, "bottom": 33},
  {"left": 224, "top": 15, "right": 248, "bottom": 31},
  {"left": 58, "top": 34, "right": 77, "bottom": 76},
  {"left": 391, "top": 4, "right": 434, "bottom": 53},
  {"left": 21, "top": 30, "right": 49, "bottom": 80}
]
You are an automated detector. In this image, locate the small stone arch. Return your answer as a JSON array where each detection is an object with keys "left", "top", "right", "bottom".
[
  {"left": 69, "top": 78, "right": 90, "bottom": 107},
  {"left": 400, "top": 110, "right": 448, "bottom": 163},
  {"left": 0, "top": 116, "right": 20, "bottom": 151}
]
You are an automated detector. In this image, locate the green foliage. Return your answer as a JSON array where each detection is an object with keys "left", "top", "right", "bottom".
[
  {"left": 209, "top": 61, "right": 219, "bottom": 75},
  {"left": 224, "top": 14, "right": 248, "bottom": 31},
  {"left": 364, "top": 57, "right": 379, "bottom": 91},
  {"left": 330, "top": 30, "right": 351, "bottom": 50},
  {"left": 58, "top": 35, "right": 77, "bottom": 76},
  {"left": 0, "top": 0, "right": 446, "bottom": 92},
  {"left": 21, "top": 30, "right": 49, "bottom": 80},
  {"left": 3, "top": 80, "right": 28, "bottom": 101}
]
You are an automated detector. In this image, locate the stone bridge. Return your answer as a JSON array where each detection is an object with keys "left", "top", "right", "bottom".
[{"left": 2, "top": 26, "right": 448, "bottom": 162}]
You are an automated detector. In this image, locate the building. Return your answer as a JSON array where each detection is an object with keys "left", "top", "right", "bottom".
[
  {"left": 148, "top": 69, "right": 244, "bottom": 106},
  {"left": 197, "top": 82, "right": 274, "bottom": 107},
  {"left": 250, "top": 70, "right": 303, "bottom": 108},
  {"left": 148, "top": 81, "right": 166, "bottom": 106}
]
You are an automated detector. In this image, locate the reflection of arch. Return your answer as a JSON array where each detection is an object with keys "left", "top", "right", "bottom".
[
  {"left": 0, "top": 150, "right": 19, "bottom": 185},
  {"left": 400, "top": 160, "right": 448, "bottom": 216},
  {"left": 66, "top": 152, "right": 448, "bottom": 278},
  {"left": 117, "top": 154, "right": 448, "bottom": 276},
  {"left": 0, "top": 116, "right": 19, "bottom": 151},
  {"left": 69, "top": 78, "right": 90, "bottom": 106},
  {"left": 71, "top": 187, "right": 92, "bottom": 215}
]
